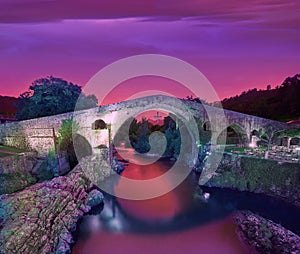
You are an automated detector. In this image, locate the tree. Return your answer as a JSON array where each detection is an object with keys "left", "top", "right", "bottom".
[
  {"left": 15, "top": 76, "right": 98, "bottom": 120},
  {"left": 134, "top": 118, "right": 151, "bottom": 153},
  {"left": 256, "top": 124, "right": 284, "bottom": 159}
]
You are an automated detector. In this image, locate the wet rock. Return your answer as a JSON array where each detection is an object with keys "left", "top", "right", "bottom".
[
  {"left": 235, "top": 211, "right": 300, "bottom": 254},
  {"left": 85, "top": 189, "right": 104, "bottom": 208}
]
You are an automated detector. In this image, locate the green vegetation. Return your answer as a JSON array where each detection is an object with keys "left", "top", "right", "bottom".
[
  {"left": 0, "top": 145, "right": 29, "bottom": 157},
  {"left": 57, "top": 118, "right": 79, "bottom": 169},
  {"left": 15, "top": 76, "right": 98, "bottom": 120},
  {"left": 0, "top": 171, "right": 36, "bottom": 194},
  {"left": 0, "top": 145, "right": 27, "bottom": 153},
  {"left": 123, "top": 116, "right": 181, "bottom": 158},
  {"left": 206, "top": 156, "right": 300, "bottom": 205},
  {"left": 255, "top": 124, "right": 286, "bottom": 158}
]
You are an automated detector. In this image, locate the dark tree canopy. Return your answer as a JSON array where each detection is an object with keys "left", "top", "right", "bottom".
[
  {"left": 15, "top": 76, "right": 98, "bottom": 120},
  {"left": 221, "top": 74, "right": 300, "bottom": 121}
]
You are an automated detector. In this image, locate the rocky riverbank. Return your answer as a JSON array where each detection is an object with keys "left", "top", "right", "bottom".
[
  {"left": 204, "top": 154, "right": 300, "bottom": 207},
  {"left": 0, "top": 167, "right": 104, "bottom": 254},
  {"left": 235, "top": 211, "right": 300, "bottom": 254}
]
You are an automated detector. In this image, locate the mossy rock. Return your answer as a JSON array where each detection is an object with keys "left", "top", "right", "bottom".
[{"left": 0, "top": 172, "right": 37, "bottom": 194}]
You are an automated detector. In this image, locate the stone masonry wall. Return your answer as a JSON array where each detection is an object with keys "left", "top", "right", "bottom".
[{"left": 0, "top": 95, "right": 289, "bottom": 156}]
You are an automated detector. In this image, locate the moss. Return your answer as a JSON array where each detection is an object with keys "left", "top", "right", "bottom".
[
  {"left": 206, "top": 156, "right": 300, "bottom": 205},
  {"left": 0, "top": 172, "right": 37, "bottom": 194},
  {"left": 0, "top": 145, "right": 28, "bottom": 153}
]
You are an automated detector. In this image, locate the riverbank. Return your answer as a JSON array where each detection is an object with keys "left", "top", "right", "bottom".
[
  {"left": 203, "top": 154, "right": 300, "bottom": 207},
  {"left": 0, "top": 167, "right": 103, "bottom": 254}
]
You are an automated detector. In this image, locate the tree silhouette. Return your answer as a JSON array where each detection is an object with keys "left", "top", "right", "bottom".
[
  {"left": 15, "top": 76, "right": 98, "bottom": 120},
  {"left": 221, "top": 74, "right": 300, "bottom": 121}
]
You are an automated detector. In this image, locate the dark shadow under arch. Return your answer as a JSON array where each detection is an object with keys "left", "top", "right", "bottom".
[
  {"left": 217, "top": 123, "right": 249, "bottom": 145},
  {"left": 92, "top": 119, "right": 107, "bottom": 130},
  {"left": 73, "top": 133, "right": 93, "bottom": 161}
]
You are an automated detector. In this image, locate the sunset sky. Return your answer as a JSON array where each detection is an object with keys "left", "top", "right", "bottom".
[{"left": 0, "top": 0, "right": 299, "bottom": 103}]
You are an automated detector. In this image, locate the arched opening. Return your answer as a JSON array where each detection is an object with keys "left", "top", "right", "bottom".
[
  {"left": 73, "top": 134, "right": 93, "bottom": 162},
  {"left": 92, "top": 119, "right": 107, "bottom": 130},
  {"left": 217, "top": 124, "right": 249, "bottom": 146},
  {"left": 203, "top": 121, "right": 211, "bottom": 131},
  {"left": 291, "top": 137, "right": 300, "bottom": 146}
]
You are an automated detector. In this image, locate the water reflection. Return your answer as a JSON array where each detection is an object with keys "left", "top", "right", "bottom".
[
  {"left": 114, "top": 148, "right": 194, "bottom": 221},
  {"left": 72, "top": 148, "right": 300, "bottom": 254}
]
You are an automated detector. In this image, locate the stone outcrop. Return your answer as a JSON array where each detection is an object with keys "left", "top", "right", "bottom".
[
  {"left": 0, "top": 171, "right": 36, "bottom": 195},
  {"left": 204, "top": 154, "right": 300, "bottom": 207},
  {"left": 235, "top": 211, "right": 300, "bottom": 254},
  {"left": 0, "top": 167, "right": 103, "bottom": 254},
  {"left": 0, "top": 153, "right": 44, "bottom": 195},
  {"left": 0, "top": 153, "right": 38, "bottom": 175}
]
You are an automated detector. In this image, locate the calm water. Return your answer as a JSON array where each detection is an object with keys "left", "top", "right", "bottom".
[{"left": 72, "top": 148, "right": 300, "bottom": 254}]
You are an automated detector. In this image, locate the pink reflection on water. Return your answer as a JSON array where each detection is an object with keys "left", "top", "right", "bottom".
[
  {"left": 73, "top": 215, "right": 250, "bottom": 254},
  {"left": 73, "top": 150, "right": 251, "bottom": 254},
  {"left": 114, "top": 150, "right": 193, "bottom": 220}
]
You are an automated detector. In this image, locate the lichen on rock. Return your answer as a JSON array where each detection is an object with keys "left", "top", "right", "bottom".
[
  {"left": 0, "top": 167, "right": 104, "bottom": 254},
  {"left": 235, "top": 211, "right": 300, "bottom": 254}
]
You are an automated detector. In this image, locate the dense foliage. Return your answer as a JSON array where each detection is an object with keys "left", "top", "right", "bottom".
[
  {"left": 57, "top": 119, "right": 79, "bottom": 169},
  {"left": 15, "top": 76, "right": 98, "bottom": 120},
  {"left": 124, "top": 116, "right": 181, "bottom": 158},
  {"left": 221, "top": 74, "right": 300, "bottom": 121}
]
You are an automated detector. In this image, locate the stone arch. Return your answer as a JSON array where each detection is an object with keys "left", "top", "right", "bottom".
[
  {"left": 202, "top": 121, "right": 211, "bottom": 131},
  {"left": 291, "top": 137, "right": 300, "bottom": 146},
  {"left": 251, "top": 129, "right": 259, "bottom": 136},
  {"left": 92, "top": 119, "right": 107, "bottom": 130},
  {"left": 217, "top": 123, "right": 249, "bottom": 145},
  {"left": 73, "top": 134, "right": 93, "bottom": 160}
]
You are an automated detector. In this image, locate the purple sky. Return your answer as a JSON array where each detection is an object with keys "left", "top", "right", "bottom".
[{"left": 0, "top": 0, "right": 299, "bottom": 102}]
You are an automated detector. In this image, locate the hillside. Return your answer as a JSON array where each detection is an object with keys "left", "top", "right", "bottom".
[
  {"left": 221, "top": 74, "right": 300, "bottom": 122},
  {"left": 0, "top": 96, "right": 17, "bottom": 116}
]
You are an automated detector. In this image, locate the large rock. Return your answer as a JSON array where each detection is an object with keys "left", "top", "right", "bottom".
[
  {"left": 85, "top": 189, "right": 104, "bottom": 207},
  {"left": 0, "top": 171, "right": 36, "bottom": 195},
  {"left": 235, "top": 211, "right": 300, "bottom": 254},
  {"left": 0, "top": 167, "right": 102, "bottom": 254},
  {"left": 0, "top": 153, "right": 38, "bottom": 175}
]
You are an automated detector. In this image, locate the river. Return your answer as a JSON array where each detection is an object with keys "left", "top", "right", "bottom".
[{"left": 72, "top": 148, "right": 300, "bottom": 254}]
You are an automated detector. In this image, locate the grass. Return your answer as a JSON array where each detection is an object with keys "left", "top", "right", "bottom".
[
  {"left": 0, "top": 145, "right": 27, "bottom": 153},
  {"left": 224, "top": 146, "right": 267, "bottom": 153},
  {"left": 0, "top": 153, "right": 10, "bottom": 157}
]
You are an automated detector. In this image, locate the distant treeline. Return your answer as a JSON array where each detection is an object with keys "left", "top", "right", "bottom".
[
  {"left": 221, "top": 74, "right": 300, "bottom": 121},
  {"left": 0, "top": 96, "right": 17, "bottom": 116}
]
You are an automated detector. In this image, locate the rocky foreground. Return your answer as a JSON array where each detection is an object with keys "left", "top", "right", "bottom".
[
  {"left": 0, "top": 167, "right": 103, "bottom": 254},
  {"left": 235, "top": 211, "right": 300, "bottom": 254}
]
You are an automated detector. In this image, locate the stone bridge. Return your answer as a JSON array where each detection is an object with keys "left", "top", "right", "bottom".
[{"left": 0, "top": 95, "right": 288, "bottom": 156}]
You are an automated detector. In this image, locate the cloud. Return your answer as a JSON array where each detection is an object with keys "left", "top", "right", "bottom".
[
  {"left": 0, "top": 0, "right": 299, "bottom": 30},
  {"left": 0, "top": 0, "right": 299, "bottom": 99}
]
